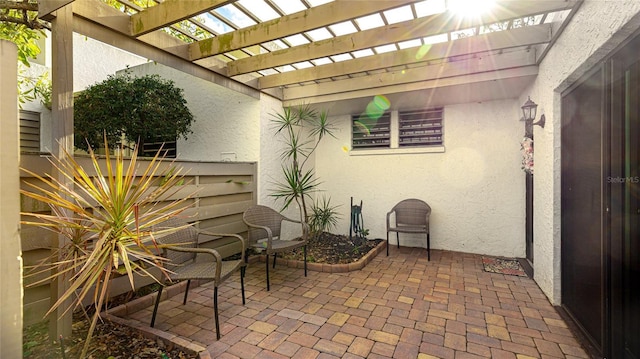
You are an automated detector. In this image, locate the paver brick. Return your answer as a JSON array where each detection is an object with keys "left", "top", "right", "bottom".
[
  {"left": 444, "top": 332, "right": 466, "bottom": 350},
  {"left": 393, "top": 342, "right": 420, "bottom": 359},
  {"left": 348, "top": 337, "right": 374, "bottom": 357},
  {"left": 533, "top": 338, "right": 564, "bottom": 357},
  {"left": 400, "top": 327, "right": 423, "bottom": 345},
  {"left": 501, "top": 340, "right": 541, "bottom": 357},
  {"left": 327, "top": 312, "right": 350, "bottom": 326},
  {"left": 368, "top": 330, "right": 400, "bottom": 346},
  {"left": 291, "top": 346, "right": 320, "bottom": 359},
  {"left": 488, "top": 324, "right": 511, "bottom": 340},
  {"left": 467, "top": 342, "right": 492, "bottom": 357},
  {"left": 314, "top": 338, "right": 348, "bottom": 357},
  {"left": 248, "top": 321, "right": 278, "bottom": 335},
  {"left": 420, "top": 343, "right": 455, "bottom": 359}
]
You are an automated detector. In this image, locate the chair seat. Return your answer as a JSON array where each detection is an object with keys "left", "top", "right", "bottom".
[
  {"left": 388, "top": 225, "right": 428, "bottom": 233},
  {"left": 252, "top": 239, "right": 307, "bottom": 253},
  {"left": 168, "top": 259, "right": 243, "bottom": 281}
]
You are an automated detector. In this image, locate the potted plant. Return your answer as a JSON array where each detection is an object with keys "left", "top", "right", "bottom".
[{"left": 21, "top": 138, "right": 193, "bottom": 358}]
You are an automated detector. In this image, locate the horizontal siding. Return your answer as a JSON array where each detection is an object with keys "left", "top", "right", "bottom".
[{"left": 20, "top": 154, "right": 257, "bottom": 325}]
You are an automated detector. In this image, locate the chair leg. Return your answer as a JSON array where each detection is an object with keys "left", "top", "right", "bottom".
[
  {"left": 150, "top": 285, "right": 164, "bottom": 327},
  {"left": 303, "top": 245, "right": 307, "bottom": 277},
  {"left": 240, "top": 266, "right": 246, "bottom": 305},
  {"left": 273, "top": 253, "right": 277, "bottom": 269},
  {"left": 265, "top": 254, "right": 270, "bottom": 291},
  {"left": 214, "top": 286, "right": 220, "bottom": 340},
  {"left": 183, "top": 280, "right": 191, "bottom": 305},
  {"left": 397, "top": 233, "right": 400, "bottom": 249},
  {"left": 427, "top": 232, "right": 431, "bottom": 261},
  {"left": 386, "top": 231, "right": 390, "bottom": 256}
]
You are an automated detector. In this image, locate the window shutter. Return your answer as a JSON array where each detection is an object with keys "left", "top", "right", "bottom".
[
  {"left": 19, "top": 110, "right": 40, "bottom": 153},
  {"left": 398, "top": 108, "right": 443, "bottom": 147},
  {"left": 351, "top": 113, "right": 391, "bottom": 149}
]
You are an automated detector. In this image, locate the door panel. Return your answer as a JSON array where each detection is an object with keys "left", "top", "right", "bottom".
[
  {"left": 561, "top": 67, "right": 605, "bottom": 352},
  {"left": 622, "top": 60, "right": 639, "bottom": 359}
]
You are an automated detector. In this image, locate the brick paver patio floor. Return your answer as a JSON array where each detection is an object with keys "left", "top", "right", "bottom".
[{"left": 123, "top": 247, "right": 588, "bottom": 358}]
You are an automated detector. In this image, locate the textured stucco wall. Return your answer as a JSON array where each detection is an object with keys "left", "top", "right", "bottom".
[
  {"left": 314, "top": 99, "right": 526, "bottom": 258},
  {"left": 258, "top": 95, "right": 310, "bottom": 222},
  {"left": 125, "top": 63, "right": 260, "bottom": 162},
  {"left": 73, "top": 33, "right": 147, "bottom": 91},
  {"left": 524, "top": 0, "right": 640, "bottom": 304}
]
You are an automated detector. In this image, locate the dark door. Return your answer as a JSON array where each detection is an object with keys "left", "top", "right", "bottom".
[
  {"left": 561, "top": 66, "right": 606, "bottom": 354},
  {"left": 612, "top": 40, "right": 640, "bottom": 359},
  {"left": 621, "top": 63, "right": 640, "bottom": 359},
  {"left": 561, "top": 32, "right": 640, "bottom": 358}
]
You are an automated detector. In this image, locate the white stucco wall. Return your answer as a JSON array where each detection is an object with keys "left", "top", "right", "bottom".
[
  {"left": 124, "top": 63, "right": 261, "bottom": 162},
  {"left": 73, "top": 33, "right": 147, "bottom": 91},
  {"left": 314, "top": 99, "right": 525, "bottom": 258},
  {"left": 525, "top": 0, "right": 640, "bottom": 304}
]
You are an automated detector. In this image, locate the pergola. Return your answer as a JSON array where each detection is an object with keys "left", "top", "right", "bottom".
[{"left": 41, "top": 0, "right": 581, "bottom": 113}]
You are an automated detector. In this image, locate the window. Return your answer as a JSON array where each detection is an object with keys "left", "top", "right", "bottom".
[
  {"left": 398, "top": 108, "right": 444, "bottom": 147},
  {"left": 351, "top": 108, "right": 445, "bottom": 152},
  {"left": 141, "top": 136, "right": 177, "bottom": 158},
  {"left": 352, "top": 112, "right": 391, "bottom": 149},
  {"left": 19, "top": 110, "right": 40, "bottom": 153}
]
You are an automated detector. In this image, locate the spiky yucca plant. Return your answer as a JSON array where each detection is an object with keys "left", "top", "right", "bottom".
[{"left": 21, "top": 139, "right": 193, "bottom": 358}]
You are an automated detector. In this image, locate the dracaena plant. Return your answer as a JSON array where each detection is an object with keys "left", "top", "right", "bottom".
[
  {"left": 21, "top": 138, "right": 193, "bottom": 358},
  {"left": 308, "top": 196, "right": 341, "bottom": 238},
  {"left": 270, "top": 104, "right": 335, "bottom": 225}
]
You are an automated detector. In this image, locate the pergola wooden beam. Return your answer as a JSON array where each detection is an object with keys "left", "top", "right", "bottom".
[
  {"left": 71, "top": 0, "right": 260, "bottom": 98},
  {"left": 283, "top": 65, "right": 539, "bottom": 104},
  {"left": 259, "top": 23, "right": 551, "bottom": 89},
  {"left": 284, "top": 49, "right": 537, "bottom": 100},
  {"left": 227, "top": 0, "right": 576, "bottom": 76},
  {"left": 130, "top": 0, "right": 235, "bottom": 36},
  {"left": 188, "top": 0, "right": 416, "bottom": 61}
]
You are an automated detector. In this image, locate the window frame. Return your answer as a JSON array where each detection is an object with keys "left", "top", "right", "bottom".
[{"left": 350, "top": 108, "right": 445, "bottom": 155}]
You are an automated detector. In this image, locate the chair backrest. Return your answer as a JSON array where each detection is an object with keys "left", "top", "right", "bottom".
[
  {"left": 153, "top": 218, "right": 198, "bottom": 265},
  {"left": 243, "top": 205, "right": 285, "bottom": 243},
  {"left": 392, "top": 199, "right": 431, "bottom": 226}
]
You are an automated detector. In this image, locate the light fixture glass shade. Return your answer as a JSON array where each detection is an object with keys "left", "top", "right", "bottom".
[{"left": 521, "top": 96, "right": 538, "bottom": 121}]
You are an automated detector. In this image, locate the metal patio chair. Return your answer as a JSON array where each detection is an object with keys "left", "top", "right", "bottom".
[
  {"left": 243, "top": 205, "right": 308, "bottom": 291},
  {"left": 150, "top": 218, "right": 246, "bottom": 340},
  {"left": 386, "top": 199, "right": 432, "bottom": 260}
]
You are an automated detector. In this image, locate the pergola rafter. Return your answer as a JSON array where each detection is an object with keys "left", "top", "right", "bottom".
[
  {"left": 259, "top": 23, "right": 552, "bottom": 89},
  {"left": 187, "top": 0, "right": 418, "bottom": 61}
]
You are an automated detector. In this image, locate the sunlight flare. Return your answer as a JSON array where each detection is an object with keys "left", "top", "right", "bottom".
[{"left": 448, "top": 0, "right": 495, "bottom": 17}]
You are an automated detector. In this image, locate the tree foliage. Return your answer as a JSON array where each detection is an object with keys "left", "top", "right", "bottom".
[
  {"left": 74, "top": 71, "right": 194, "bottom": 154},
  {"left": 0, "top": 0, "right": 50, "bottom": 106}
]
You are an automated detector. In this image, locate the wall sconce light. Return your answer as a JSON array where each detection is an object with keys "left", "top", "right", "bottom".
[{"left": 521, "top": 96, "right": 545, "bottom": 129}]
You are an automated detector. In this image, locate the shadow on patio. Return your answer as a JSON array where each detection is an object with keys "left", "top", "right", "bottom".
[{"left": 112, "top": 248, "right": 588, "bottom": 359}]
